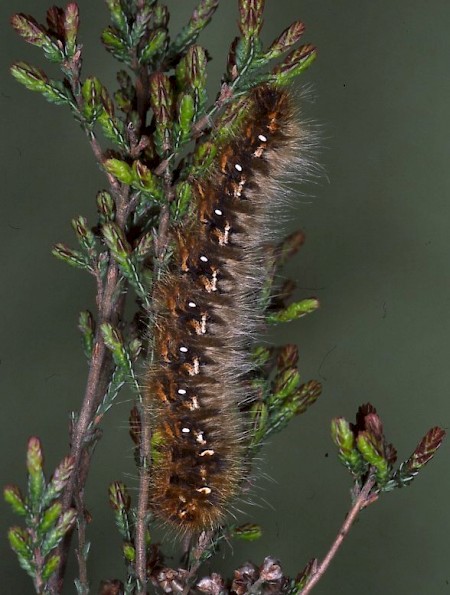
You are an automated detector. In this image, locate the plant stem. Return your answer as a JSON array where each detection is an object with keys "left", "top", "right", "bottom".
[
  {"left": 135, "top": 406, "right": 151, "bottom": 594},
  {"left": 300, "top": 474, "right": 376, "bottom": 595}
]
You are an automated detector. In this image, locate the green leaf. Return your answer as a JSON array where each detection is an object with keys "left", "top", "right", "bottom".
[
  {"left": 8, "top": 527, "right": 32, "bottom": 559},
  {"left": 356, "top": 431, "right": 389, "bottom": 486},
  {"left": 105, "top": 0, "right": 129, "bottom": 35},
  {"left": 42, "top": 554, "right": 60, "bottom": 581},
  {"left": 265, "top": 21, "right": 305, "bottom": 61},
  {"left": 38, "top": 501, "right": 62, "bottom": 534},
  {"left": 393, "top": 426, "right": 446, "bottom": 489},
  {"left": 43, "top": 456, "right": 74, "bottom": 506},
  {"left": 140, "top": 28, "right": 167, "bottom": 63},
  {"left": 4, "top": 485, "right": 27, "bottom": 517},
  {"left": 52, "top": 243, "right": 91, "bottom": 271},
  {"left": 102, "top": 222, "right": 131, "bottom": 269},
  {"left": 267, "top": 298, "right": 319, "bottom": 324},
  {"left": 41, "top": 509, "right": 77, "bottom": 557},
  {"left": 174, "top": 94, "right": 195, "bottom": 148},
  {"left": 11, "top": 13, "right": 65, "bottom": 62},
  {"left": 149, "top": 73, "right": 173, "bottom": 156},
  {"left": 272, "top": 44, "right": 317, "bottom": 85},
  {"left": 171, "top": 181, "right": 193, "bottom": 220},
  {"left": 170, "top": 0, "right": 219, "bottom": 55},
  {"left": 11, "top": 63, "right": 71, "bottom": 105},
  {"left": 11, "top": 62, "right": 48, "bottom": 93},
  {"left": 101, "top": 26, "right": 130, "bottom": 63}
]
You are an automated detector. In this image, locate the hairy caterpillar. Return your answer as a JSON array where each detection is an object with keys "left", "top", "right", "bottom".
[{"left": 145, "top": 84, "right": 313, "bottom": 533}]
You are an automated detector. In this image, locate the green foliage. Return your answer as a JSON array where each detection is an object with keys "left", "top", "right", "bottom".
[
  {"left": 331, "top": 404, "right": 445, "bottom": 495},
  {"left": 8, "top": 1, "right": 444, "bottom": 594},
  {"left": 4, "top": 439, "right": 75, "bottom": 591}
]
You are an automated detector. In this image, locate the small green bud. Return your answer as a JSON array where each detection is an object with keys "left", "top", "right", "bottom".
[
  {"left": 108, "top": 482, "right": 131, "bottom": 512},
  {"left": 252, "top": 345, "right": 272, "bottom": 367},
  {"left": 171, "top": 181, "right": 193, "bottom": 219},
  {"left": 96, "top": 190, "right": 115, "bottom": 222},
  {"left": 272, "top": 368, "right": 301, "bottom": 401},
  {"left": 104, "top": 158, "right": 134, "bottom": 184},
  {"left": 232, "top": 523, "right": 262, "bottom": 541},
  {"left": 102, "top": 223, "right": 131, "bottom": 268},
  {"left": 131, "top": 161, "right": 163, "bottom": 198},
  {"left": 266, "top": 21, "right": 305, "bottom": 61},
  {"left": 78, "top": 311, "right": 95, "bottom": 360},
  {"left": 81, "top": 77, "right": 103, "bottom": 122},
  {"left": 123, "top": 542, "right": 136, "bottom": 562},
  {"left": 72, "top": 216, "right": 96, "bottom": 254},
  {"left": 64, "top": 3, "right": 79, "bottom": 57},
  {"left": 267, "top": 298, "right": 319, "bottom": 324},
  {"left": 26, "top": 437, "right": 45, "bottom": 511},
  {"left": 238, "top": 0, "right": 265, "bottom": 38}
]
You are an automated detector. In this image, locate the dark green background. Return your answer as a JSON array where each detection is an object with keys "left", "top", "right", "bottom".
[{"left": 2, "top": 1, "right": 450, "bottom": 593}]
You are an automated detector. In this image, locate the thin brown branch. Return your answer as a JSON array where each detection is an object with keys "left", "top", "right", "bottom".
[
  {"left": 135, "top": 406, "right": 152, "bottom": 594},
  {"left": 300, "top": 474, "right": 377, "bottom": 595},
  {"left": 181, "top": 531, "right": 214, "bottom": 595},
  {"left": 48, "top": 63, "right": 131, "bottom": 594}
]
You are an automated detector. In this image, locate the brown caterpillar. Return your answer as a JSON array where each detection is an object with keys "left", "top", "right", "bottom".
[{"left": 145, "top": 85, "right": 313, "bottom": 533}]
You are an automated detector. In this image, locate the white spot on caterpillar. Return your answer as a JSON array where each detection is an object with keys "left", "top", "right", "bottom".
[
  {"left": 179, "top": 346, "right": 188, "bottom": 353},
  {"left": 199, "top": 449, "right": 215, "bottom": 457},
  {"left": 189, "top": 396, "right": 200, "bottom": 410},
  {"left": 200, "top": 255, "right": 208, "bottom": 263},
  {"left": 196, "top": 487, "right": 212, "bottom": 495},
  {"left": 196, "top": 431, "right": 206, "bottom": 445},
  {"left": 188, "top": 301, "right": 197, "bottom": 308},
  {"left": 258, "top": 134, "right": 268, "bottom": 142},
  {"left": 182, "top": 427, "right": 190, "bottom": 433},
  {"left": 214, "top": 209, "right": 223, "bottom": 216},
  {"left": 193, "top": 357, "right": 200, "bottom": 374},
  {"left": 200, "top": 314, "right": 207, "bottom": 334},
  {"left": 211, "top": 270, "right": 217, "bottom": 292},
  {"left": 178, "top": 388, "right": 187, "bottom": 395},
  {"left": 235, "top": 163, "right": 243, "bottom": 172}
]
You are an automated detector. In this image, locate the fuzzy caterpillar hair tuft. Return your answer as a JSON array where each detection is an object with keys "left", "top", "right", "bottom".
[{"left": 144, "top": 84, "right": 314, "bottom": 534}]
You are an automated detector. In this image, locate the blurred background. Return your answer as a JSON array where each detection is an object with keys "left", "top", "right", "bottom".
[{"left": 1, "top": 1, "right": 450, "bottom": 592}]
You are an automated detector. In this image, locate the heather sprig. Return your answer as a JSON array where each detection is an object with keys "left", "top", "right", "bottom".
[{"left": 7, "top": 1, "right": 445, "bottom": 594}]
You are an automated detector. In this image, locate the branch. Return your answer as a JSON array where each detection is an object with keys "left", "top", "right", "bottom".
[{"left": 300, "top": 474, "right": 377, "bottom": 595}]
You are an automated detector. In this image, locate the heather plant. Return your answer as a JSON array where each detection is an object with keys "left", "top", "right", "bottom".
[{"left": 5, "top": 2, "right": 445, "bottom": 594}]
